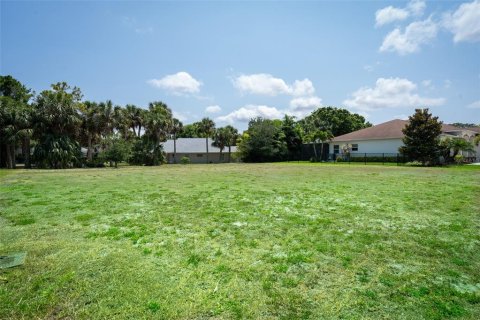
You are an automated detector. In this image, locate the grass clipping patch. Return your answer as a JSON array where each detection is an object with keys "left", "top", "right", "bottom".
[{"left": 0, "top": 252, "right": 27, "bottom": 269}]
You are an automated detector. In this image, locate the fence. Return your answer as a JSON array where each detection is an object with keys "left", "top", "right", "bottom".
[{"left": 329, "top": 153, "right": 409, "bottom": 165}]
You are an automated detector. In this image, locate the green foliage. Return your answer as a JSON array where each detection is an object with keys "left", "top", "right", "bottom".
[
  {"left": 400, "top": 108, "right": 443, "bottom": 166},
  {"left": 177, "top": 123, "right": 202, "bottom": 138},
  {"left": 129, "top": 137, "right": 165, "bottom": 166},
  {"left": 454, "top": 154, "right": 464, "bottom": 165},
  {"left": 238, "top": 117, "right": 287, "bottom": 162},
  {"left": 99, "top": 135, "right": 132, "bottom": 167},
  {"left": 180, "top": 156, "right": 190, "bottom": 164},
  {"left": 281, "top": 115, "right": 303, "bottom": 160},
  {"left": 33, "top": 135, "right": 81, "bottom": 169},
  {"left": 439, "top": 137, "right": 476, "bottom": 163},
  {"left": 300, "top": 106, "right": 371, "bottom": 138}
]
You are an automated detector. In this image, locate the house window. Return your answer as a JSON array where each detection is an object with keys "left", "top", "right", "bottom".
[
  {"left": 197, "top": 154, "right": 203, "bottom": 157},
  {"left": 333, "top": 145, "right": 339, "bottom": 154},
  {"left": 352, "top": 144, "right": 358, "bottom": 152}
]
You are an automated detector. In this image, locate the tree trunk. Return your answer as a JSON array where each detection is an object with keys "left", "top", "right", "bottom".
[
  {"left": 5, "top": 144, "right": 13, "bottom": 169},
  {"left": 0, "top": 144, "right": 6, "bottom": 168},
  {"left": 312, "top": 143, "right": 318, "bottom": 161},
  {"left": 87, "top": 134, "right": 93, "bottom": 161},
  {"left": 23, "top": 137, "right": 31, "bottom": 169},
  {"left": 138, "top": 126, "right": 141, "bottom": 137},
  {"left": 220, "top": 149, "right": 223, "bottom": 163},
  {"left": 206, "top": 137, "right": 209, "bottom": 164},
  {"left": 228, "top": 145, "right": 231, "bottom": 163},
  {"left": 319, "top": 142, "right": 323, "bottom": 162}
]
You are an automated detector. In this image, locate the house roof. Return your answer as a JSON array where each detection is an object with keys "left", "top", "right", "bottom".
[
  {"left": 162, "top": 138, "right": 237, "bottom": 153},
  {"left": 332, "top": 119, "right": 475, "bottom": 142}
]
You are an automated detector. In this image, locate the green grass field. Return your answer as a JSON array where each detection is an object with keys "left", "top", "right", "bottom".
[{"left": 1, "top": 163, "right": 479, "bottom": 319}]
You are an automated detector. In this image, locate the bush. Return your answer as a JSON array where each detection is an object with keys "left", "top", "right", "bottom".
[
  {"left": 405, "top": 161, "right": 423, "bottom": 167},
  {"left": 454, "top": 154, "right": 464, "bottom": 165},
  {"left": 180, "top": 156, "right": 190, "bottom": 164}
]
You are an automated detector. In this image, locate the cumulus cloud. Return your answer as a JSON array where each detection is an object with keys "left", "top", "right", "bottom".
[
  {"left": 443, "top": 0, "right": 480, "bottom": 43},
  {"left": 380, "top": 18, "right": 438, "bottom": 55},
  {"left": 205, "top": 105, "right": 222, "bottom": 113},
  {"left": 232, "top": 73, "right": 316, "bottom": 97},
  {"left": 375, "top": 1, "right": 426, "bottom": 27},
  {"left": 147, "top": 72, "right": 202, "bottom": 95},
  {"left": 216, "top": 105, "right": 284, "bottom": 124},
  {"left": 467, "top": 100, "right": 480, "bottom": 109},
  {"left": 407, "top": 0, "right": 426, "bottom": 17},
  {"left": 343, "top": 77, "right": 446, "bottom": 111},
  {"left": 233, "top": 74, "right": 290, "bottom": 96},
  {"left": 375, "top": 6, "right": 409, "bottom": 27},
  {"left": 289, "top": 96, "right": 322, "bottom": 111}
]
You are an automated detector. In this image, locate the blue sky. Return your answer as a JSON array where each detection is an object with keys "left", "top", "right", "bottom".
[{"left": 1, "top": 0, "right": 479, "bottom": 131}]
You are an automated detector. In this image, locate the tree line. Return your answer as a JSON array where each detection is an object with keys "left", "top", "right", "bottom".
[
  {"left": 0, "top": 76, "right": 241, "bottom": 168},
  {"left": 1, "top": 75, "right": 373, "bottom": 168}
]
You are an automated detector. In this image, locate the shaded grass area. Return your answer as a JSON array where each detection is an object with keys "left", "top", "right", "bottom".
[{"left": 1, "top": 164, "right": 479, "bottom": 319}]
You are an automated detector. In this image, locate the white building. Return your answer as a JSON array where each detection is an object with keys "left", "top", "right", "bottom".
[{"left": 329, "top": 119, "right": 479, "bottom": 160}]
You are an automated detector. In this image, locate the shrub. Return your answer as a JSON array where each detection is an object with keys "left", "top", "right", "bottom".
[
  {"left": 180, "top": 156, "right": 190, "bottom": 164},
  {"left": 405, "top": 161, "right": 423, "bottom": 167},
  {"left": 454, "top": 154, "right": 464, "bottom": 165}
]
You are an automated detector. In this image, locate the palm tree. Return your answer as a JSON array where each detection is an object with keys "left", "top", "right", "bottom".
[
  {"left": 144, "top": 101, "right": 173, "bottom": 165},
  {"left": 170, "top": 118, "right": 183, "bottom": 163},
  {"left": 198, "top": 117, "right": 215, "bottom": 163},
  {"left": 224, "top": 125, "right": 239, "bottom": 163},
  {"left": 212, "top": 127, "right": 228, "bottom": 163},
  {"left": 305, "top": 129, "right": 332, "bottom": 161}
]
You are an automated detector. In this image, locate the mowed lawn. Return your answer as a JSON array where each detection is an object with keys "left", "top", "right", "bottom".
[{"left": 1, "top": 164, "right": 479, "bottom": 319}]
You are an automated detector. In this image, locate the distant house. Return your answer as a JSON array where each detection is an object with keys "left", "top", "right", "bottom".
[
  {"left": 162, "top": 138, "right": 238, "bottom": 164},
  {"left": 329, "top": 119, "right": 479, "bottom": 160}
]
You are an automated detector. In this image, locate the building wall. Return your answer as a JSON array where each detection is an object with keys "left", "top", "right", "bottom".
[
  {"left": 167, "top": 152, "right": 235, "bottom": 164},
  {"left": 329, "top": 138, "right": 404, "bottom": 155}
]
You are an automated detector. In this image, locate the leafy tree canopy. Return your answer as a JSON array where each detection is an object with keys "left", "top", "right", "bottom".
[{"left": 399, "top": 108, "right": 442, "bottom": 166}]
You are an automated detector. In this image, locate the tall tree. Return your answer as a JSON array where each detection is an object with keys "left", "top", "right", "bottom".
[
  {"left": 198, "top": 117, "right": 215, "bottom": 163},
  {"left": 33, "top": 82, "right": 83, "bottom": 168},
  {"left": 301, "top": 106, "right": 371, "bottom": 137},
  {"left": 238, "top": 117, "right": 287, "bottom": 162},
  {"left": 79, "top": 101, "right": 101, "bottom": 161},
  {"left": 224, "top": 125, "right": 239, "bottom": 163},
  {"left": 144, "top": 101, "right": 173, "bottom": 165},
  {"left": 170, "top": 118, "right": 183, "bottom": 163},
  {"left": 0, "top": 75, "right": 33, "bottom": 168},
  {"left": 399, "top": 108, "right": 442, "bottom": 166},
  {"left": 281, "top": 115, "right": 303, "bottom": 161},
  {"left": 212, "top": 127, "right": 229, "bottom": 162}
]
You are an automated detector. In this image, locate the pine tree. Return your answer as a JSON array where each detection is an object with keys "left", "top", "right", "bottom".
[{"left": 399, "top": 108, "right": 442, "bottom": 166}]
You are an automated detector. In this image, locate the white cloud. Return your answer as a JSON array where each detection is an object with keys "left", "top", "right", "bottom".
[
  {"left": 407, "top": 0, "right": 426, "bottom": 17},
  {"left": 233, "top": 74, "right": 290, "bottom": 96},
  {"left": 375, "top": 6, "right": 409, "bottom": 27},
  {"left": 232, "top": 73, "right": 316, "bottom": 97},
  {"left": 444, "top": 79, "right": 452, "bottom": 89},
  {"left": 216, "top": 105, "right": 284, "bottom": 123},
  {"left": 289, "top": 96, "right": 322, "bottom": 111},
  {"left": 343, "top": 77, "right": 446, "bottom": 111},
  {"left": 443, "top": 0, "right": 480, "bottom": 43},
  {"left": 375, "top": 1, "right": 426, "bottom": 27},
  {"left": 291, "top": 79, "right": 315, "bottom": 96},
  {"left": 467, "top": 100, "right": 480, "bottom": 109},
  {"left": 147, "top": 72, "right": 202, "bottom": 95},
  {"left": 205, "top": 105, "right": 222, "bottom": 113},
  {"left": 380, "top": 18, "right": 438, "bottom": 54}
]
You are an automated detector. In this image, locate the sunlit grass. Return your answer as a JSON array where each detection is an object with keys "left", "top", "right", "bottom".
[{"left": 1, "top": 163, "right": 479, "bottom": 319}]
